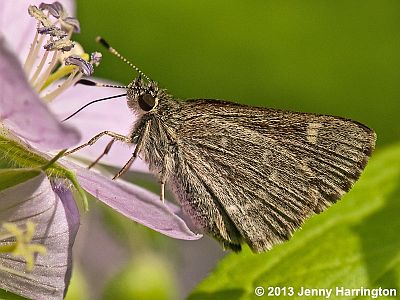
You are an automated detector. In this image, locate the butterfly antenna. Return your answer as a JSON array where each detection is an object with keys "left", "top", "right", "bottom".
[
  {"left": 62, "top": 93, "right": 127, "bottom": 122},
  {"left": 96, "top": 36, "right": 151, "bottom": 82}
]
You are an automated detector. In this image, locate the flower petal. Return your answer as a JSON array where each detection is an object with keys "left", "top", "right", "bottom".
[
  {"left": 50, "top": 81, "right": 149, "bottom": 172},
  {"left": 0, "top": 36, "right": 81, "bottom": 150},
  {"left": 0, "top": 173, "right": 79, "bottom": 300},
  {"left": 0, "top": 0, "right": 75, "bottom": 62},
  {"left": 65, "top": 161, "right": 201, "bottom": 240},
  {"left": 52, "top": 182, "right": 80, "bottom": 240}
]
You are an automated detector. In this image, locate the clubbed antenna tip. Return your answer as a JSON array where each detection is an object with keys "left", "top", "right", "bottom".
[
  {"left": 96, "top": 36, "right": 110, "bottom": 50},
  {"left": 95, "top": 36, "right": 151, "bottom": 82}
]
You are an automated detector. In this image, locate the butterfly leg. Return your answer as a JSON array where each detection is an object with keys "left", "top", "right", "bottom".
[
  {"left": 159, "top": 164, "right": 168, "bottom": 203},
  {"left": 159, "top": 152, "right": 174, "bottom": 203},
  {"left": 160, "top": 182, "right": 165, "bottom": 203},
  {"left": 113, "top": 121, "right": 151, "bottom": 180},
  {"left": 64, "top": 131, "right": 130, "bottom": 156},
  {"left": 88, "top": 139, "right": 115, "bottom": 169}
]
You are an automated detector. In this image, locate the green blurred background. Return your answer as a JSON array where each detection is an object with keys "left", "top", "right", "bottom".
[
  {"left": 69, "top": 0, "right": 400, "bottom": 299},
  {"left": 76, "top": 0, "right": 400, "bottom": 147}
]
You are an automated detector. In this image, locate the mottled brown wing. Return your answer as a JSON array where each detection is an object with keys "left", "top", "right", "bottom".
[{"left": 169, "top": 99, "right": 376, "bottom": 252}]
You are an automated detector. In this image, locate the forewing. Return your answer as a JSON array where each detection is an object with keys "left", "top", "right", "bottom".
[{"left": 172, "top": 99, "right": 375, "bottom": 252}]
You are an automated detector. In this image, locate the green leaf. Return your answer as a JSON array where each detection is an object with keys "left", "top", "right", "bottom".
[
  {"left": 189, "top": 143, "right": 400, "bottom": 300},
  {"left": 0, "top": 289, "right": 28, "bottom": 300},
  {"left": 0, "top": 136, "right": 87, "bottom": 210},
  {"left": 0, "top": 169, "right": 41, "bottom": 192}
]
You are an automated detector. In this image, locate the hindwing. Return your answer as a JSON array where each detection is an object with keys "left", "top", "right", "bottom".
[{"left": 160, "top": 100, "right": 376, "bottom": 252}]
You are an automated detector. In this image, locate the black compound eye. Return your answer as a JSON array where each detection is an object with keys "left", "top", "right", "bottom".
[{"left": 138, "top": 93, "right": 156, "bottom": 111}]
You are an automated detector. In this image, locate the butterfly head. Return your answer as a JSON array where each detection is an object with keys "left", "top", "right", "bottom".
[{"left": 127, "top": 76, "right": 162, "bottom": 114}]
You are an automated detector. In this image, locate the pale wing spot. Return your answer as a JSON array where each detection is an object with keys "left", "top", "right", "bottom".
[
  {"left": 268, "top": 171, "right": 279, "bottom": 182},
  {"left": 220, "top": 137, "right": 229, "bottom": 147},
  {"left": 262, "top": 148, "right": 273, "bottom": 164},
  {"left": 300, "top": 160, "right": 313, "bottom": 176},
  {"left": 226, "top": 204, "right": 240, "bottom": 215},
  {"left": 306, "top": 123, "right": 323, "bottom": 144},
  {"left": 255, "top": 188, "right": 266, "bottom": 199}
]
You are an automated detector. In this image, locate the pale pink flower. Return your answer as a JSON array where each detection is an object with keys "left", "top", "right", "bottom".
[{"left": 0, "top": 1, "right": 199, "bottom": 299}]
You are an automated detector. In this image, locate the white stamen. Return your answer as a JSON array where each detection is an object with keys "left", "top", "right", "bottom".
[
  {"left": 23, "top": 23, "right": 40, "bottom": 73},
  {"left": 33, "top": 50, "right": 59, "bottom": 91},
  {"left": 29, "top": 37, "right": 53, "bottom": 84},
  {"left": 23, "top": 3, "right": 98, "bottom": 103},
  {"left": 42, "top": 70, "right": 82, "bottom": 102},
  {"left": 24, "top": 31, "right": 47, "bottom": 76}
]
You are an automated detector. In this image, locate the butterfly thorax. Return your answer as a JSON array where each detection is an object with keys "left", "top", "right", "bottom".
[{"left": 128, "top": 77, "right": 182, "bottom": 176}]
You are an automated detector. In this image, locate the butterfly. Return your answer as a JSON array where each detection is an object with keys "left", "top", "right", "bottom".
[{"left": 65, "top": 38, "right": 376, "bottom": 252}]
